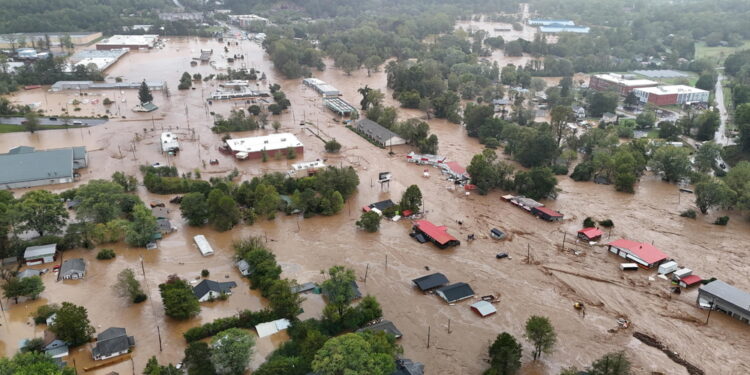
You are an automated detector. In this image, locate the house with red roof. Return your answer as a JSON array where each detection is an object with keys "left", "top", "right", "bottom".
[
  {"left": 679, "top": 275, "right": 702, "bottom": 288},
  {"left": 577, "top": 227, "right": 603, "bottom": 241},
  {"left": 531, "top": 206, "right": 563, "bottom": 221},
  {"left": 607, "top": 239, "right": 668, "bottom": 269},
  {"left": 413, "top": 220, "right": 460, "bottom": 249}
]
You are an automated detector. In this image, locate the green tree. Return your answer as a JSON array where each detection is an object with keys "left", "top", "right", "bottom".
[
  {"left": 514, "top": 167, "right": 558, "bottom": 200},
  {"left": 159, "top": 275, "right": 200, "bottom": 320},
  {"left": 207, "top": 189, "right": 240, "bottom": 231},
  {"left": 725, "top": 161, "right": 750, "bottom": 209},
  {"left": 695, "top": 72, "right": 716, "bottom": 91},
  {"left": 272, "top": 120, "right": 282, "bottom": 132},
  {"left": 694, "top": 141, "right": 722, "bottom": 173},
  {"left": 49, "top": 302, "right": 95, "bottom": 347},
  {"left": 20, "top": 337, "right": 45, "bottom": 353},
  {"left": 589, "top": 351, "right": 631, "bottom": 375},
  {"left": 183, "top": 342, "right": 217, "bottom": 375},
  {"left": 75, "top": 180, "right": 128, "bottom": 223},
  {"left": 325, "top": 139, "right": 342, "bottom": 153},
  {"left": 589, "top": 92, "right": 618, "bottom": 118},
  {"left": 114, "top": 268, "right": 147, "bottom": 303},
  {"left": 211, "top": 328, "right": 255, "bottom": 375},
  {"left": 695, "top": 110, "right": 720, "bottom": 141},
  {"left": 364, "top": 55, "right": 383, "bottom": 76},
  {"left": 736, "top": 104, "right": 750, "bottom": 151},
  {"left": 2, "top": 276, "right": 44, "bottom": 303},
  {"left": 467, "top": 149, "right": 514, "bottom": 194},
  {"left": 657, "top": 121, "right": 681, "bottom": 141},
  {"left": 649, "top": 146, "right": 692, "bottom": 183},
  {"left": 181, "top": 192, "right": 209, "bottom": 226},
  {"left": 23, "top": 111, "right": 39, "bottom": 133},
  {"left": 178, "top": 72, "right": 192, "bottom": 90},
  {"left": 485, "top": 332, "right": 522, "bottom": 375},
  {"left": 311, "top": 332, "right": 397, "bottom": 375},
  {"left": 695, "top": 178, "right": 736, "bottom": 214},
  {"left": 550, "top": 105, "right": 573, "bottom": 147},
  {"left": 356, "top": 211, "right": 381, "bottom": 233},
  {"left": 125, "top": 204, "right": 157, "bottom": 247},
  {"left": 111, "top": 171, "right": 138, "bottom": 192},
  {"left": 399, "top": 185, "right": 423, "bottom": 213},
  {"left": 635, "top": 111, "right": 656, "bottom": 129},
  {"left": 0, "top": 352, "right": 75, "bottom": 375},
  {"left": 139, "top": 80, "right": 153, "bottom": 104},
  {"left": 322, "top": 266, "right": 357, "bottom": 317},
  {"left": 268, "top": 279, "right": 304, "bottom": 319},
  {"left": 623, "top": 91, "right": 639, "bottom": 108},
  {"left": 336, "top": 52, "right": 360, "bottom": 75},
  {"left": 524, "top": 315, "right": 556, "bottom": 361},
  {"left": 17, "top": 190, "right": 68, "bottom": 236},
  {"left": 254, "top": 183, "right": 281, "bottom": 220}
]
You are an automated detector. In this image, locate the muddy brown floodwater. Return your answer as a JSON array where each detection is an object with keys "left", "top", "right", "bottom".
[{"left": 1, "top": 35, "right": 749, "bottom": 375}]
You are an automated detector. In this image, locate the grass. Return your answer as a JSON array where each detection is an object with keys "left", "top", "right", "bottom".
[
  {"left": 0, "top": 124, "right": 84, "bottom": 133},
  {"left": 695, "top": 41, "right": 750, "bottom": 65}
]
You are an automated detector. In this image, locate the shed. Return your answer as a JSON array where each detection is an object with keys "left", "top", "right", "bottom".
[
  {"left": 470, "top": 300, "right": 497, "bottom": 317},
  {"left": 60, "top": 258, "right": 86, "bottom": 280},
  {"left": 291, "top": 282, "right": 317, "bottom": 294},
  {"left": 679, "top": 275, "right": 702, "bottom": 288},
  {"left": 531, "top": 206, "right": 563, "bottom": 221},
  {"left": 577, "top": 227, "right": 603, "bottom": 241},
  {"left": 357, "top": 320, "right": 403, "bottom": 339},
  {"left": 23, "top": 244, "right": 57, "bottom": 265},
  {"left": 412, "top": 273, "right": 449, "bottom": 291},
  {"left": 436, "top": 282, "right": 474, "bottom": 303},
  {"left": 193, "top": 235, "right": 215, "bottom": 256},
  {"left": 18, "top": 269, "right": 41, "bottom": 279},
  {"left": 193, "top": 280, "right": 237, "bottom": 302},
  {"left": 255, "top": 318, "right": 291, "bottom": 338}
]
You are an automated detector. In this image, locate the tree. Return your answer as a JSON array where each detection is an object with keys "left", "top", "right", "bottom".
[
  {"left": 364, "top": 55, "right": 383, "bottom": 76},
  {"left": 485, "top": 332, "right": 522, "bottom": 375},
  {"left": 336, "top": 52, "right": 360, "bottom": 75},
  {"left": 207, "top": 189, "right": 240, "bottom": 231},
  {"left": 311, "top": 332, "right": 397, "bottom": 375},
  {"left": 623, "top": 92, "right": 639, "bottom": 109},
  {"left": 49, "top": 302, "right": 95, "bottom": 346},
  {"left": 695, "top": 110, "right": 720, "bottom": 141},
  {"left": 20, "top": 337, "right": 45, "bottom": 353},
  {"left": 400, "top": 185, "right": 422, "bottom": 213},
  {"left": 159, "top": 275, "right": 200, "bottom": 320},
  {"left": 23, "top": 111, "right": 39, "bottom": 133},
  {"left": 467, "top": 149, "right": 515, "bottom": 194},
  {"left": 210, "top": 328, "right": 255, "bottom": 375},
  {"left": 550, "top": 106, "right": 573, "bottom": 147},
  {"left": 358, "top": 86, "right": 373, "bottom": 110},
  {"left": 649, "top": 146, "right": 692, "bottom": 183},
  {"left": 530, "top": 77, "right": 547, "bottom": 93},
  {"left": 325, "top": 139, "right": 342, "bottom": 153},
  {"left": 0, "top": 352, "right": 75, "bottom": 375},
  {"left": 695, "top": 72, "right": 716, "bottom": 91},
  {"left": 17, "top": 190, "right": 68, "bottom": 236},
  {"left": 179, "top": 72, "right": 193, "bottom": 90},
  {"left": 183, "top": 342, "right": 217, "bottom": 375},
  {"left": 695, "top": 178, "right": 736, "bottom": 214},
  {"left": 268, "top": 279, "right": 304, "bottom": 319},
  {"left": 125, "top": 204, "right": 157, "bottom": 247},
  {"left": 418, "top": 134, "right": 439, "bottom": 154},
  {"left": 589, "top": 92, "right": 618, "bottom": 118},
  {"left": 111, "top": 171, "right": 138, "bottom": 192},
  {"left": 75, "top": 180, "right": 128, "bottom": 223},
  {"left": 253, "top": 183, "right": 281, "bottom": 220},
  {"left": 139, "top": 80, "right": 153, "bottom": 104},
  {"left": 736, "top": 104, "right": 750, "bottom": 151},
  {"left": 2, "top": 276, "right": 44, "bottom": 303},
  {"left": 248, "top": 105, "right": 261, "bottom": 116},
  {"left": 181, "top": 192, "right": 209, "bottom": 226},
  {"left": 657, "top": 121, "right": 681, "bottom": 141},
  {"left": 694, "top": 141, "right": 722, "bottom": 173},
  {"left": 635, "top": 111, "right": 657, "bottom": 129},
  {"left": 524, "top": 315, "right": 556, "bottom": 361},
  {"left": 725, "top": 161, "right": 750, "bottom": 209},
  {"left": 321, "top": 266, "right": 357, "bottom": 317},
  {"left": 589, "top": 351, "right": 631, "bottom": 375},
  {"left": 356, "top": 210, "right": 381, "bottom": 232},
  {"left": 114, "top": 268, "right": 147, "bottom": 303},
  {"left": 514, "top": 167, "right": 558, "bottom": 200}
]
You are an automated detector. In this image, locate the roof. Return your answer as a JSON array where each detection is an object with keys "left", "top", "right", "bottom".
[
  {"left": 156, "top": 218, "right": 173, "bottom": 232},
  {"left": 290, "top": 160, "right": 326, "bottom": 171},
  {"left": 97, "top": 34, "right": 158, "bottom": 46},
  {"left": 97, "top": 327, "right": 127, "bottom": 342},
  {"left": 444, "top": 161, "right": 467, "bottom": 176},
  {"left": 225, "top": 133, "right": 303, "bottom": 153},
  {"left": 357, "top": 320, "right": 403, "bottom": 338},
  {"left": 24, "top": 244, "right": 57, "bottom": 259},
  {"left": 1, "top": 148, "right": 74, "bottom": 186},
  {"left": 255, "top": 318, "right": 291, "bottom": 338},
  {"left": 634, "top": 85, "right": 709, "bottom": 95},
  {"left": 412, "top": 273, "right": 449, "bottom": 291},
  {"left": 528, "top": 19, "right": 575, "bottom": 26},
  {"left": 578, "top": 227, "right": 603, "bottom": 239},
  {"left": 193, "top": 235, "right": 214, "bottom": 256},
  {"left": 193, "top": 280, "right": 237, "bottom": 299},
  {"left": 608, "top": 239, "right": 668, "bottom": 265},
  {"left": 593, "top": 73, "right": 658, "bottom": 87},
  {"left": 60, "top": 258, "right": 85, "bottom": 275},
  {"left": 93, "top": 327, "right": 134, "bottom": 358},
  {"left": 370, "top": 199, "right": 396, "bottom": 211},
  {"left": 437, "top": 282, "right": 475, "bottom": 303},
  {"left": 323, "top": 281, "right": 362, "bottom": 300},
  {"left": 356, "top": 119, "right": 403, "bottom": 144},
  {"left": 236, "top": 259, "right": 252, "bottom": 275},
  {"left": 151, "top": 207, "right": 169, "bottom": 218},
  {"left": 680, "top": 275, "right": 702, "bottom": 286},
  {"left": 392, "top": 359, "right": 425, "bottom": 375},
  {"left": 414, "top": 220, "right": 457, "bottom": 246},
  {"left": 291, "top": 282, "right": 317, "bottom": 294},
  {"left": 18, "top": 269, "right": 41, "bottom": 279},
  {"left": 699, "top": 280, "right": 750, "bottom": 311},
  {"left": 533, "top": 206, "right": 563, "bottom": 218},
  {"left": 539, "top": 25, "right": 590, "bottom": 33},
  {"left": 470, "top": 300, "right": 497, "bottom": 317}
]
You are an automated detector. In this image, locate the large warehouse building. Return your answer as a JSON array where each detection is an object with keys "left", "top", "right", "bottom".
[
  {"left": 96, "top": 35, "right": 159, "bottom": 50},
  {"left": 0, "top": 146, "right": 88, "bottom": 189},
  {"left": 589, "top": 73, "right": 658, "bottom": 96},
  {"left": 633, "top": 85, "right": 709, "bottom": 106},
  {"left": 224, "top": 133, "right": 303, "bottom": 160}
]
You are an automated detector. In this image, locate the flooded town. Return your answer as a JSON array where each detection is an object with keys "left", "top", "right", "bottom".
[{"left": 1, "top": 1, "right": 749, "bottom": 375}]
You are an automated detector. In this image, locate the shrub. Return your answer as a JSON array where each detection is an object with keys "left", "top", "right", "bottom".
[
  {"left": 356, "top": 211, "right": 381, "bottom": 232},
  {"left": 96, "top": 248, "right": 116, "bottom": 260},
  {"left": 582, "top": 217, "right": 596, "bottom": 228},
  {"left": 714, "top": 216, "right": 729, "bottom": 225},
  {"left": 183, "top": 309, "right": 278, "bottom": 342},
  {"left": 325, "top": 139, "right": 342, "bottom": 153},
  {"left": 598, "top": 219, "right": 614, "bottom": 228},
  {"left": 551, "top": 164, "right": 568, "bottom": 175},
  {"left": 680, "top": 209, "right": 697, "bottom": 219},
  {"left": 133, "top": 293, "right": 148, "bottom": 303},
  {"left": 201, "top": 269, "right": 210, "bottom": 277},
  {"left": 483, "top": 138, "right": 500, "bottom": 149}
]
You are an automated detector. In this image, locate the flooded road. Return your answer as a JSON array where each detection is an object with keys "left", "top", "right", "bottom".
[{"left": 1, "top": 35, "right": 749, "bottom": 375}]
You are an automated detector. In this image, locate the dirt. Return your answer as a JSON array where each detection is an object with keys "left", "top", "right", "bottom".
[{"left": 1, "top": 32, "right": 749, "bottom": 375}]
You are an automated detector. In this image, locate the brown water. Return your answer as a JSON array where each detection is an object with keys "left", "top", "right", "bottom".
[{"left": 1, "top": 36, "right": 749, "bottom": 375}]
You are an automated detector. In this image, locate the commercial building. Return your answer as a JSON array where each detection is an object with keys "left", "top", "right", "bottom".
[
  {"left": 0, "top": 32, "right": 102, "bottom": 49},
  {"left": 96, "top": 35, "right": 159, "bottom": 50},
  {"left": 540, "top": 25, "right": 590, "bottom": 33},
  {"left": 92, "top": 327, "right": 135, "bottom": 361},
  {"left": 528, "top": 19, "right": 576, "bottom": 26},
  {"left": 228, "top": 14, "right": 270, "bottom": 28},
  {"left": 324, "top": 97, "right": 357, "bottom": 116},
  {"left": 413, "top": 220, "right": 460, "bottom": 248},
  {"left": 160, "top": 132, "right": 180, "bottom": 153},
  {"left": 697, "top": 280, "right": 750, "bottom": 323},
  {"left": 67, "top": 49, "right": 128, "bottom": 72},
  {"left": 51, "top": 80, "right": 164, "bottom": 91},
  {"left": 224, "top": 133, "right": 304, "bottom": 160},
  {"left": 355, "top": 119, "right": 406, "bottom": 147},
  {"left": 607, "top": 239, "right": 668, "bottom": 269},
  {"left": 302, "top": 78, "right": 340, "bottom": 97},
  {"left": 0, "top": 146, "right": 87, "bottom": 190},
  {"left": 288, "top": 160, "right": 326, "bottom": 178},
  {"left": 589, "top": 74, "right": 659, "bottom": 96},
  {"left": 531, "top": 206, "right": 564, "bottom": 222},
  {"left": 633, "top": 85, "right": 709, "bottom": 106}
]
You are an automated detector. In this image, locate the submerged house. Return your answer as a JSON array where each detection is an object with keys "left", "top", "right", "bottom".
[
  {"left": 92, "top": 327, "right": 135, "bottom": 360},
  {"left": 577, "top": 227, "right": 603, "bottom": 241},
  {"left": 607, "top": 239, "right": 668, "bottom": 269},
  {"left": 413, "top": 220, "right": 460, "bottom": 249},
  {"left": 412, "top": 273, "right": 449, "bottom": 292},
  {"left": 193, "top": 280, "right": 237, "bottom": 302},
  {"left": 357, "top": 320, "right": 403, "bottom": 339},
  {"left": 355, "top": 119, "right": 406, "bottom": 147},
  {"left": 60, "top": 258, "right": 86, "bottom": 280},
  {"left": 23, "top": 243, "right": 57, "bottom": 265},
  {"left": 697, "top": 280, "right": 750, "bottom": 324},
  {"left": 436, "top": 282, "right": 474, "bottom": 303}
]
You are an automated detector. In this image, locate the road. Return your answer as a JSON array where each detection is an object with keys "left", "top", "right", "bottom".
[
  {"left": 0, "top": 117, "right": 108, "bottom": 126},
  {"left": 714, "top": 74, "right": 734, "bottom": 146}
]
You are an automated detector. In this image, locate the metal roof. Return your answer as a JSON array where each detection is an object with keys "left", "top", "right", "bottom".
[
  {"left": 412, "top": 273, "right": 449, "bottom": 291},
  {"left": 356, "top": 119, "right": 404, "bottom": 144},
  {"left": 24, "top": 244, "right": 57, "bottom": 259},
  {"left": 0, "top": 148, "right": 73, "bottom": 186},
  {"left": 608, "top": 239, "right": 668, "bottom": 265},
  {"left": 471, "top": 300, "right": 497, "bottom": 316},
  {"left": 437, "top": 282, "right": 475, "bottom": 303},
  {"left": 699, "top": 280, "right": 750, "bottom": 312}
]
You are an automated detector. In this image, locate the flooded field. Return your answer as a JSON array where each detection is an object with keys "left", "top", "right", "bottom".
[{"left": 1, "top": 34, "right": 749, "bottom": 375}]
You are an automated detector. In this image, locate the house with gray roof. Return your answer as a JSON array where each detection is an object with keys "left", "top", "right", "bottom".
[
  {"left": 60, "top": 258, "right": 86, "bottom": 280},
  {"left": 92, "top": 327, "right": 135, "bottom": 360},
  {"left": 698, "top": 280, "right": 750, "bottom": 324},
  {"left": 193, "top": 279, "right": 237, "bottom": 302},
  {"left": 18, "top": 269, "right": 41, "bottom": 279},
  {"left": 0, "top": 146, "right": 87, "bottom": 190},
  {"left": 42, "top": 330, "right": 69, "bottom": 359},
  {"left": 355, "top": 119, "right": 406, "bottom": 147}
]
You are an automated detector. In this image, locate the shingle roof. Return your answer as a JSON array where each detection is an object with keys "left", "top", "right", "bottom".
[
  {"left": 412, "top": 273, "right": 449, "bottom": 291},
  {"left": 18, "top": 269, "right": 41, "bottom": 279},
  {"left": 356, "top": 119, "right": 402, "bottom": 144},
  {"left": 0, "top": 148, "right": 74, "bottom": 185},
  {"left": 193, "top": 280, "right": 237, "bottom": 299},
  {"left": 92, "top": 327, "right": 134, "bottom": 358},
  {"left": 60, "top": 258, "right": 85, "bottom": 276},
  {"left": 437, "top": 282, "right": 474, "bottom": 303},
  {"left": 357, "top": 320, "right": 403, "bottom": 338}
]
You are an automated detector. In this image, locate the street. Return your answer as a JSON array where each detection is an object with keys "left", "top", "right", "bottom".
[
  {"left": 714, "top": 73, "right": 734, "bottom": 146},
  {"left": 0, "top": 117, "right": 108, "bottom": 126}
]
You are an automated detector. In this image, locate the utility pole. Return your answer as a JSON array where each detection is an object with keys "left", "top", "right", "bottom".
[
  {"left": 705, "top": 298, "right": 715, "bottom": 324},
  {"left": 157, "top": 325, "right": 163, "bottom": 352},
  {"left": 562, "top": 232, "right": 567, "bottom": 252},
  {"left": 427, "top": 325, "right": 431, "bottom": 348},
  {"left": 364, "top": 264, "right": 369, "bottom": 284}
]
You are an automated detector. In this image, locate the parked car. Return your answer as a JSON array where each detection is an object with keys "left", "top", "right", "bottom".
[{"left": 496, "top": 253, "right": 508, "bottom": 259}]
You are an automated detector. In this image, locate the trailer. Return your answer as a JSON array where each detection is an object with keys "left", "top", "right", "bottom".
[{"left": 193, "top": 235, "right": 215, "bottom": 256}]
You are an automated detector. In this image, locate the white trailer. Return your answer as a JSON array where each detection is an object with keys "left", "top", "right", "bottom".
[
  {"left": 672, "top": 268, "right": 692, "bottom": 280},
  {"left": 193, "top": 235, "right": 215, "bottom": 256},
  {"left": 161, "top": 132, "right": 180, "bottom": 153},
  {"left": 658, "top": 260, "right": 678, "bottom": 275}
]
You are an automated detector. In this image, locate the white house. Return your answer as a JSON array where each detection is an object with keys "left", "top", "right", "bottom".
[{"left": 193, "top": 280, "right": 237, "bottom": 302}]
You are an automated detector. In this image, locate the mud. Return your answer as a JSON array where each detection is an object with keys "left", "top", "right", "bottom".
[{"left": 1, "top": 33, "right": 749, "bottom": 375}]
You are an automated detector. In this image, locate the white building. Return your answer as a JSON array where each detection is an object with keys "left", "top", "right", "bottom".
[
  {"left": 96, "top": 35, "right": 159, "bottom": 50},
  {"left": 288, "top": 160, "right": 326, "bottom": 178},
  {"left": 224, "top": 133, "right": 303, "bottom": 160},
  {"left": 302, "top": 78, "right": 340, "bottom": 97},
  {"left": 633, "top": 85, "right": 710, "bottom": 105},
  {"left": 193, "top": 235, "right": 215, "bottom": 256},
  {"left": 160, "top": 132, "right": 180, "bottom": 153}
]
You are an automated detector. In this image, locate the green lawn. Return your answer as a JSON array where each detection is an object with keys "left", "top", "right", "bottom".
[
  {"left": 695, "top": 41, "right": 750, "bottom": 65},
  {"left": 0, "top": 124, "right": 84, "bottom": 133}
]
